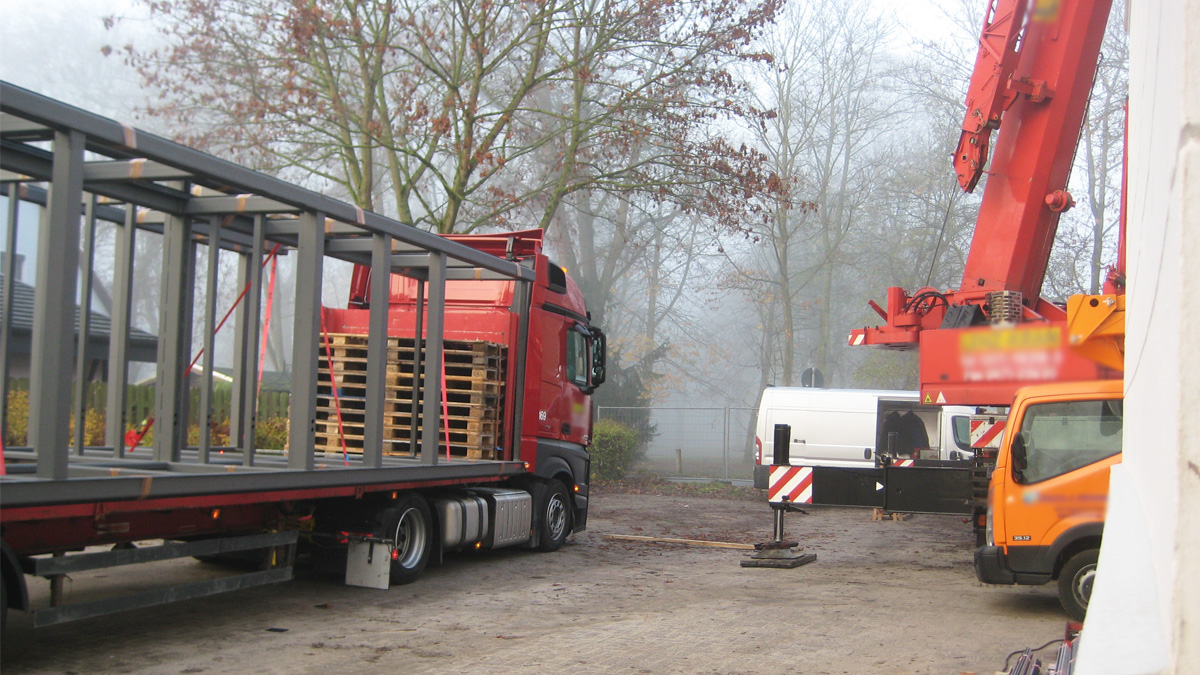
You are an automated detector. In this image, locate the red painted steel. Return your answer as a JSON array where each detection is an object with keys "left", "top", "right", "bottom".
[{"left": 850, "top": 0, "right": 1117, "bottom": 405}]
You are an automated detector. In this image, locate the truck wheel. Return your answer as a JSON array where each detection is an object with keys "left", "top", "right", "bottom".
[
  {"left": 377, "top": 495, "right": 433, "bottom": 585},
  {"left": 1058, "top": 548, "right": 1099, "bottom": 621},
  {"left": 536, "top": 480, "right": 572, "bottom": 552}
]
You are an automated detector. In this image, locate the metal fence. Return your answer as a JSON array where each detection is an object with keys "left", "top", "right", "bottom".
[{"left": 596, "top": 406, "right": 758, "bottom": 482}]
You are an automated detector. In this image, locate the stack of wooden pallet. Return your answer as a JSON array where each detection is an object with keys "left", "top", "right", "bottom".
[{"left": 314, "top": 334, "right": 506, "bottom": 459}]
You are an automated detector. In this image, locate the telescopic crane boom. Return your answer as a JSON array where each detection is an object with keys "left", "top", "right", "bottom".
[{"left": 849, "top": 0, "right": 1121, "bottom": 405}]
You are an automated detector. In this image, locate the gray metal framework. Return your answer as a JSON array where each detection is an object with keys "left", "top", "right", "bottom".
[{"left": 0, "top": 81, "right": 533, "bottom": 508}]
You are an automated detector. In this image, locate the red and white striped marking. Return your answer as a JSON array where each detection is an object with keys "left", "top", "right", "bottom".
[
  {"left": 891, "top": 459, "right": 915, "bottom": 468},
  {"left": 848, "top": 332, "right": 866, "bottom": 346},
  {"left": 970, "top": 418, "right": 1006, "bottom": 449},
  {"left": 768, "top": 465, "right": 813, "bottom": 504}
]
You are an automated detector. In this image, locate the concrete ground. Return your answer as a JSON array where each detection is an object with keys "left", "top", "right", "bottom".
[{"left": 0, "top": 486, "right": 1068, "bottom": 674}]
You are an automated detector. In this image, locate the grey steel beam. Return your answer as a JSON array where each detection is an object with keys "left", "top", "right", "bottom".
[
  {"left": 0, "top": 112, "right": 48, "bottom": 136},
  {"left": 238, "top": 216, "right": 266, "bottom": 459},
  {"left": 154, "top": 215, "right": 193, "bottom": 463},
  {"left": 0, "top": 141, "right": 189, "bottom": 214},
  {"left": 410, "top": 279, "right": 425, "bottom": 458},
  {"left": 230, "top": 249, "right": 250, "bottom": 447},
  {"left": 263, "top": 218, "right": 302, "bottom": 236},
  {"left": 186, "top": 194, "right": 299, "bottom": 216},
  {"left": 391, "top": 253, "right": 435, "bottom": 268},
  {"left": 361, "top": 233, "right": 392, "bottom": 469},
  {"left": 73, "top": 195, "right": 98, "bottom": 455},
  {"left": 0, "top": 459, "right": 527, "bottom": 507},
  {"left": 0, "top": 181, "right": 20, "bottom": 442},
  {"left": 104, "top": 204, "right": 136, "bottom": 453},
  {"left": 198, "top": 217, "right": 221, "bottom": 464},
  {"left": 421, "top": 253, "right": 446, "bottom": 465},
  {"left": 83, "top": 158, "right": 193, "bottom": 182},
  {"left": 0, "top": 182, "right": 129, "bottom": 225},
  {"left": 132, "top": 209, "right": 260, "bottom": 252},
  {"left": 444, "top": 268, "right": 518, "bottom": 281},
  {"left": 509, "top": 279, "right": 533, "bottom": 462},
  {"left": 322, "top": 238, "right": 377, "bottom": 254},
  {"left": 31, "top": 130, "right": 84, "bottom": 480},
  {"left": 287, "top": 212, "right": 324, "bottom": 471},
  {"left": 180, "top": 237, "right": 198, "bottom": 443},
  {"left": 1, "top": 83, "right": 534, "bottom": 284}
]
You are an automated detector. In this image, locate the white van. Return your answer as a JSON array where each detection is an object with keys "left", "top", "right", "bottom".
[{"left": 752, "top": 388, "right": 976, "bottom": 488}]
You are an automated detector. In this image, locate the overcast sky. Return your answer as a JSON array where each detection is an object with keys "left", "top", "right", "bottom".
[
  {"left": 0, "top": 0, "right": 156, "bottom": 124},
  {"left": 2, "top": 0, "right": 957, "bottom": 127}
]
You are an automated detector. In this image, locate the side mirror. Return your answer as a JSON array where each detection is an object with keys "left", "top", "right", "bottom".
[{"left": 590, "top": 327, "right": 607, "bottom": 387}]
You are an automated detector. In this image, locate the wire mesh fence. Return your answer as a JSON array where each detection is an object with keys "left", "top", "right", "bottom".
[{"left": 596, "top": 406, "right": 758, "bottom": 482}]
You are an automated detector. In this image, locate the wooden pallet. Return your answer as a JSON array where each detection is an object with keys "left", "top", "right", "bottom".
[{"left": 314, "top": 333, "right": 506, "bottom": 459}]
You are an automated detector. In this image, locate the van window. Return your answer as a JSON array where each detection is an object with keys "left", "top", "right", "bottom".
[
  {"left": 951, "top": 416, "right": 973, "bottom": 451},
  {"left": 1012, "top": 399, "right": 1122, "bottom": 484}
]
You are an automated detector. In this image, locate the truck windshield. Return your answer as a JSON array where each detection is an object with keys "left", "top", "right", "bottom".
[{"left": 1013, "top": 399, "right": 1122, "bottom": 484}]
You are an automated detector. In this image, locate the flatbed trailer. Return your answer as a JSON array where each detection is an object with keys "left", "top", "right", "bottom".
[{"left": 0, "top": 83, "right": 604, "bottom": 629}]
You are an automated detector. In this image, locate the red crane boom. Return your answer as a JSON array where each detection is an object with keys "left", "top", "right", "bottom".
[{"left": 849, "top": 0, "right": 1119, "bottom": 406}]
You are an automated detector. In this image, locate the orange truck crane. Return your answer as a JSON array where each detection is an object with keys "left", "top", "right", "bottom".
[{"left": 850, "top": 0, "right": 1125, "bottom": 620}]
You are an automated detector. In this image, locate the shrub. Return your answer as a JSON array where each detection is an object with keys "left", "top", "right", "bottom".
[
  {"left": 5, "top": 391, "right": 106, "bottom": 447},
  {"left": 188, "top": 418, "right": 231, "bottom": 447},
  {"left": 256, "top": 417, "right": 289, "bottom": 450},
  {"left": 5, "top": 389, "right": 28, "bottom": 446},
  {"left": 590, "top": 419, "right": 640, "bottom": 481}
]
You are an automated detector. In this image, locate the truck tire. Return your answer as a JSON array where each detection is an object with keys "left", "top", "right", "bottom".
[
  {"left": 1058, "top": 548, "right": 1099, "bottom": 621},
  {"left": 377, "top": 494, "right": 433, "bottom": 585},
  {"left": 535, "top": 480, "right": 572, "bottom": 553}
]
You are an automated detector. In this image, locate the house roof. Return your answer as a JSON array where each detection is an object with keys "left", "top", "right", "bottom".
[{"left": 1, "top": 272, "right": 159, "bottom": 362}]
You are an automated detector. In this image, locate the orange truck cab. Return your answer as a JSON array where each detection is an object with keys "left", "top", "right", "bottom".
[{"left": 974, "top": 379, "right": 1123, "bottom": 620}]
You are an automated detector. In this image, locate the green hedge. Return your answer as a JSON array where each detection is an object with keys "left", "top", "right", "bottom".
[
  {"left": 4, "top": 387, "right": 289, "bottom": 450},
  {"left": 590, "top": 419, "right": 640, "bottom": 481}
]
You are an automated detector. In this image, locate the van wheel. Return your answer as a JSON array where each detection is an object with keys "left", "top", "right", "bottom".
[
  {"left": 1058, "top": 548, "right": 1099, "bottom": 621},
  {"left": 535, "top": 480, "right": 572, "bottom": 552},
  {"left": 376, "top": 495, "right": 433, "bottom": 585}
]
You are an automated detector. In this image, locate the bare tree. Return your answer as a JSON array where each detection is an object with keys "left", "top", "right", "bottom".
[
  {"left": 722, "top": 0, "right": 896, "bottom": 387},
  {"left": 113, "top": 0, "right": 780, "bottom": 235}
]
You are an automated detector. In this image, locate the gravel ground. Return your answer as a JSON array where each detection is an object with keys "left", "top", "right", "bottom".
[{"left": 0, "top": 483, "right": 1068, "bottom": 674}]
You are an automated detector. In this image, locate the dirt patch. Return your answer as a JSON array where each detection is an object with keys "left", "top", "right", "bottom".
[{"left": 1, "top": 487, "right": 1066, "bottom": 674}]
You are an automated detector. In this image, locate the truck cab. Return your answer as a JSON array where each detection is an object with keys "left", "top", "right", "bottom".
[{"left": 974, "top": 380, "right": 1123, "bottom": 620}]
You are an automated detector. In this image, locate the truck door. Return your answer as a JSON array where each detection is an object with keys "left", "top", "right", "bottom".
[{"left": 1000, "top": 397, "right": 1122, "bottom": 570}]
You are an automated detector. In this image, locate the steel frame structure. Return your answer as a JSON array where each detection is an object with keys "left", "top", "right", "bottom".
[{"left": 0, "top": 81, "right": 534, "bottom": 511}]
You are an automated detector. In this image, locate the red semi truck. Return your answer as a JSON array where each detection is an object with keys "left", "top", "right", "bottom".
[{"left": 0, "top": 83, "right": 605, "bottom": 629}]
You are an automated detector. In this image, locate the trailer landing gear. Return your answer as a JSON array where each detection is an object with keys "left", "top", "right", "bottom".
[{"left": 741, "top": 502, "right": 816, "bottom": 569}]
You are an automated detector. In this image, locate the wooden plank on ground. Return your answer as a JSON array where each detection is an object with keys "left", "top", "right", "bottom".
[{"left": 602, "top": 534, "right": 756, "bottom": 550}]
